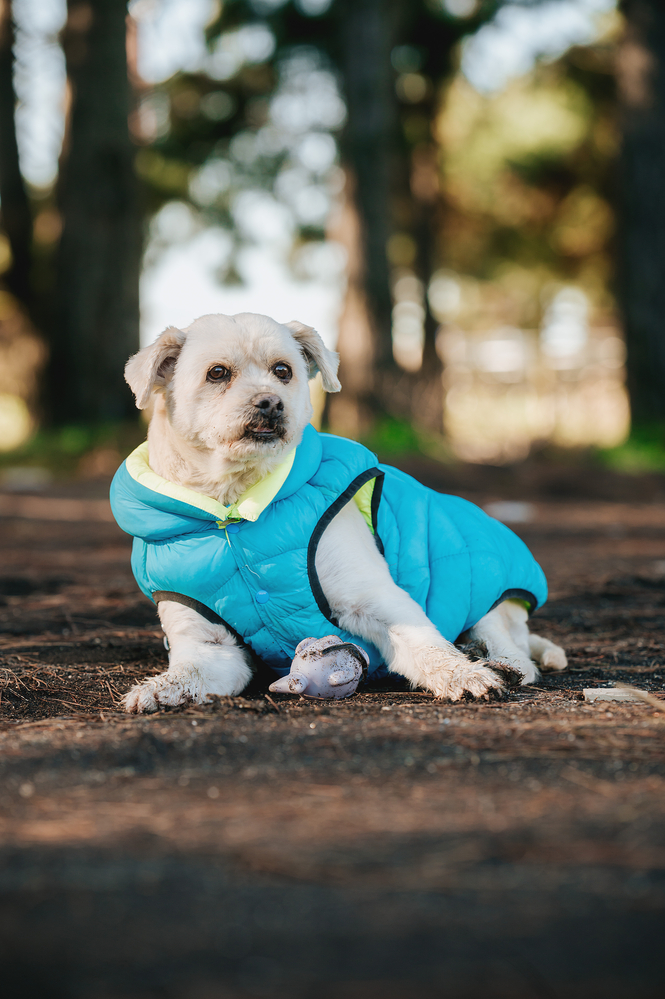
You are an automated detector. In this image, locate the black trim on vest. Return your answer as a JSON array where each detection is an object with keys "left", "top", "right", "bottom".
[
  {"left": 369, "top": 471, "right": 385, "bottom": 555},
  {"left": 487, "top": 588, "right": 538, "bottom": 616},
  {"left": 307, "top": 467, "right": 385, "bottom": 627},
  {"left": 152, "top": 590, "right": 262, "bottom": 669}
]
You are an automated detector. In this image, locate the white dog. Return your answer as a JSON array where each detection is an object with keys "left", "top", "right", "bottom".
[{"left": 113, "top": 313, "right": 566, "bottom": 713}]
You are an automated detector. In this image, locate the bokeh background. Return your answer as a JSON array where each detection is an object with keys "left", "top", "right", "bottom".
[{"left": 0, "top": 0, "right": 662, "bottom": 483}]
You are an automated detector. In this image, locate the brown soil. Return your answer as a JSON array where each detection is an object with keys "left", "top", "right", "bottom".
[{"left": 1, "top": 471, "right": 665, "bottom": 998}]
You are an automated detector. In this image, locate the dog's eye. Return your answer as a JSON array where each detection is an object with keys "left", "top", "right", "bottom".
[
  {"left": 207, "top": 365, "right": 230, "bottom": 382},
  {"left": 273, "top": 363, "right": 292, "bottom": 382}
]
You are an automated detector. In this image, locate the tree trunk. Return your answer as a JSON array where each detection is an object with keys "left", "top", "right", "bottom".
[
  {"left": 0, "top": 0, "right": 33, "bottom": 308},
  {"left": 330, "top": 0, "right": 400, "bottom": 431},
  {"left": 406, "top": 141, "right": 444, "bottom": 435},
  {"left": 50, "top": 0, "right": 140, "bottom": 424},
  {"left": 617, "top": 0, "right": 665, "bottom": 425},
  {"left": 326, "top": 171, "right": 377, "bottom": 436}
]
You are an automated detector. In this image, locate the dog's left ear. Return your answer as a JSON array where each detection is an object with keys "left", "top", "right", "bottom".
[{"left": 284, "top": 320, "right": 341, "bottom": 392}]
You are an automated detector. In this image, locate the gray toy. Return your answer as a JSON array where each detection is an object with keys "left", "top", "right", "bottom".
[{"left": 268, "top": 635, "right": 369, "bottom": 699}]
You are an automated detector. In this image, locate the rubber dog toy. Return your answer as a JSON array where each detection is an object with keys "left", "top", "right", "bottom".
[{"left": 268, "top": 635, "right": 369, "bottom": 699}]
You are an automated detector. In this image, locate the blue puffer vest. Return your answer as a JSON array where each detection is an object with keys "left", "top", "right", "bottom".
[{"left": 110, "top": 425, "right": 547, "bottom": 677}]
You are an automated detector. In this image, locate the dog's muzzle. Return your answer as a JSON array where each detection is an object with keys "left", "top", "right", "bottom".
[{"left": 243, "top": 393, "right": 286, "bottom": 440}]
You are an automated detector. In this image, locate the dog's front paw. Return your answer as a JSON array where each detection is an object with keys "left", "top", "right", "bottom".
[
  {"left": 418, "top": 649, "right": 522, "bottom": 701},
  {"left": 123, "top": 672, "right": 190, "bottom": 714},
  {"left": 122, "top": 665, "right": 235, "bottom": 714}
]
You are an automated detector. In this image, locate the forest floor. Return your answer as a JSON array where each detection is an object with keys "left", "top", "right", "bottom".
[{"left": 1, "top": 462, "right": 665, "bottom": 998}]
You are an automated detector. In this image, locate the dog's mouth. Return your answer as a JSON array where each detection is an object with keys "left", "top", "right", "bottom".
[{"left": 242, "top": 419, "right": 287, "bottom": 443}]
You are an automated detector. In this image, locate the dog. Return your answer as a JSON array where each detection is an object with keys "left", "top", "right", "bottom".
[{"left": 110, "top": 312, "right": 566, "bottom": 713}]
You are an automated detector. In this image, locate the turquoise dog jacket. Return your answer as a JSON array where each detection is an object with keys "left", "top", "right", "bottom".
[{"left": 110, "top": 424, "right": 547, "bottom": 676}]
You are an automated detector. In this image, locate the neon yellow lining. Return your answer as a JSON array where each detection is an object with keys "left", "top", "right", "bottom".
[
  {"left": 125, "top": 442, "right": 296, "bottom": 523},
  {"left": 232, "top": 452, "right": 296, "bottom": 521},
  {"left": 508, "top": 597, "right": 532, "bottom": 612},
  {"left": 353, "top": 478, "right": 376, "bottom": 534}
]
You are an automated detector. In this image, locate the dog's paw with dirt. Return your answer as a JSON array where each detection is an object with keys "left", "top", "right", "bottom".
[
  {"left": 123, "top": 666, "right": 224, "bottom": 713},
  {"left": 415, "top": 647, "right": 523, "bottom": 701}
]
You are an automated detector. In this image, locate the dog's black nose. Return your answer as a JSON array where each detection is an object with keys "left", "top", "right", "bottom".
[{"left": 251, "top": 394, "right": 284, "bottom": 417}]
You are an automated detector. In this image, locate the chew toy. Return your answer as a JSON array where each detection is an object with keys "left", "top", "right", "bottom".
[{"left": 268, "top": 635, "right": 369, "bottom": 699}]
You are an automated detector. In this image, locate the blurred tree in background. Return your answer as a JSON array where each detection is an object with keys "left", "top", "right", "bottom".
[
  {"left": 52, "top": 0, "right": 141, "bottom": 423},
  {"left": 0, "top": 0, "right": 32, "bottom": 308},
  {"left": 0, "top": 0, "right": 46, "bottom": 446},
  {"left": 432, "top": 17, "right": 626, "bottom": 461},
  {"left": 138, "top": 0, "right": 497, "bottom": 435},
  {"left": 617, "top": 0, "right": 665, "bottom": 426},
  {"left": 0, "top": 0, "right": 140, "bottom": 429},
  {"left": 0, "top": 0, "right": 660, "bottom": 467}
]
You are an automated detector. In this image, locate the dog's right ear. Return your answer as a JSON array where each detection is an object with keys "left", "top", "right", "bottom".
[
  {"left": 124, "top": 326, "right": 187, "bottom": 409},
  {"left": 283, "top": 320, "right": 341, "bottom": 392}
]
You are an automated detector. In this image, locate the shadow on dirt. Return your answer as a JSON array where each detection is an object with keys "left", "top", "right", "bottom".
[{"left": 1, "top": 845, "right": 664, "bottom": 999}]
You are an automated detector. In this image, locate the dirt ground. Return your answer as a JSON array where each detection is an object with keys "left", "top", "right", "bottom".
[{"left": 1, "top": 462, "right": 665, "bottom": 998}]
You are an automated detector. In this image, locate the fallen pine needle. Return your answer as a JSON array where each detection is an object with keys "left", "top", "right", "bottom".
[
  {"left": 48, "top": 697, "right": 86, "bottom": 709},
  {"left": 365, "top": 691, "right": 434, "bottom": 698}
]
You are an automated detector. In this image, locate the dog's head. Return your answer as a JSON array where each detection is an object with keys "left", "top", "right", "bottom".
[{"left": 125, "top": 313, "right": 340, "bottom": 459}]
